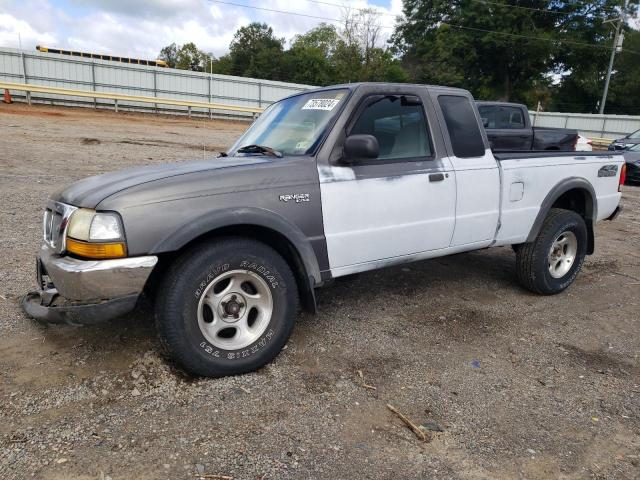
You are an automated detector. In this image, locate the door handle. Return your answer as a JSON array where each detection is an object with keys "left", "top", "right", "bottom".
[{"left": 429, "top": 173, "right": 445, "bottom": 182}]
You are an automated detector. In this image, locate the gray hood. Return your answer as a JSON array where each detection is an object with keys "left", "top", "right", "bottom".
[{"left": 52, "top": 156, "right": 271, "bottom": 209}]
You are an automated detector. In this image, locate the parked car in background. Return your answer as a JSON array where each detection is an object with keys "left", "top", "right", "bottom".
[
  {"left": 476, "top": 101, "right": 579, "bottom": 152},
  {"left": 576, "top": 135, "right": 593, "bottom": 151},
  {"left": 624, "top": 144, "right": 640, "bottom": 184},
  {"left": 609, "top": 129, "right": 640, "bottom": 151}
]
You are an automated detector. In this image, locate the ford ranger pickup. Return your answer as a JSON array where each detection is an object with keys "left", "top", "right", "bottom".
[{"left": 23, "top": 83, "right": 625, "bottom": 377}]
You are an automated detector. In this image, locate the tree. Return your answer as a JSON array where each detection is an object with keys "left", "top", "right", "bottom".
[
  {"left": 158, "top": 43, "right": 178, "bottom": 68},
  {"left": 285, "top": 24, "right": 339, "bottom": 85},
  {"left": 158, "top": 42, "right": 213, "bottom": 72},
  {"left": 392, "top": 0, "right": 562, "bottom": 103},
  {"left": 550, "top": 2, "right": 640, "bottom": 113},
  {"left": 228, "top": 23, "right": 286, "bottom": 80},
  {"left": 332, "top": 8, "right": 409, "bottom": 83},
  {"left": 605, "top": 28, "right": 640, "bottom": 115},
  {"left": 391, "top": 0, "right": 639, "bottom": 110},
  {"left": 175, "top": 42, "right": 213, "bottom": 72}
]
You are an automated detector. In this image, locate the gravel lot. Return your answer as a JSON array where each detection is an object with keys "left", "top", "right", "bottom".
[{"left": 1, "top": 103, "right": 639, "bottom": 480}]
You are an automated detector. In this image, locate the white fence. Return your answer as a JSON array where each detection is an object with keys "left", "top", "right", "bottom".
[
  {"left": 0, "top": 47, "right": 313, "bottom": 117},
  {"left": 530, "top": 111, "right": 640, "bottom": 140},
  {"left": 1, "top": 47, "right": 639, "bottom": 137}
]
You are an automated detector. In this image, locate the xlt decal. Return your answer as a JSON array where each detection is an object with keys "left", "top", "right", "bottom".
[{"left": 279, "top": 193, "right": 310, "bottom": 203}]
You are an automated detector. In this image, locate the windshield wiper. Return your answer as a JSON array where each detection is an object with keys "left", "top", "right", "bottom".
[{"left": 236, "top": 144, "right": 283, "bottom": 158}]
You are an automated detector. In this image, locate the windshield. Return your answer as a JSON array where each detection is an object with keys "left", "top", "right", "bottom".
[
  {"left": 628, "top": 129, "right": 640, "bottom": 139},
  {"left": 629, "top": 143, "right": 640, "bottom": 152},
  {"left": 229, "top": 89, "right": 349, "bottom": 156}
]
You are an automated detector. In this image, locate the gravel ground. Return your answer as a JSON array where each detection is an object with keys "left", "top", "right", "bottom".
[{"left": 1, "top": 103, "right": 639, "bottom": 480}]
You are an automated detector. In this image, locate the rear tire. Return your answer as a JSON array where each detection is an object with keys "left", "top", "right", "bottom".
[
  {"left": 155, "top": 237, "right": 299, "bottom": 377},
  {"left": 515, "top": 208, "right": 587, "bottom": 295}
]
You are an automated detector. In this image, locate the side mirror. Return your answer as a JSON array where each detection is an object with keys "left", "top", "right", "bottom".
[
  {"left": 343, "top": 134, "right": 379, "bottom": 163},
  {"left": 482, "top": 117, "right": 489, "bottom": 128}
]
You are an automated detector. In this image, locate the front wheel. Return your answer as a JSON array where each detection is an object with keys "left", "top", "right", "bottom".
[
  {"left": 155, "top": 238, "right": 299, "bottom": 377},
  {"left": 515, "top": 208, "right": 587, "bottom": 295}
]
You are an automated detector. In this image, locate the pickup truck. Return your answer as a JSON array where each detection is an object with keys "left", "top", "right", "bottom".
[
  {"left": 476, "top": 101, "right": 579, "bottom": 151},
  {"left": 23, "top": 83, "right": 624, "bottom": 377}
]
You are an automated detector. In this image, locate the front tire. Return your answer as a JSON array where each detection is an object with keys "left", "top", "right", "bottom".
[
  {"left": 155, "top": 237, "right": 299, "bottom": 377},
  {"left": 515, "top": 208, "right": 587, "bottom": 295}
]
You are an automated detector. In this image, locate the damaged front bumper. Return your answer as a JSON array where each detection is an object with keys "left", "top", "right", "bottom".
[{"left": 22, "top": 246, "right": 158, "bottom": 325}]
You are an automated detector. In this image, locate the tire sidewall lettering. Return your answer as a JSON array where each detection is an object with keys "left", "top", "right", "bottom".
[
  {"left": 194, "top": 263, "right": 230, "bottom": 298},
  {"left": 239, "top": 260, "right": 279, "bottom": 289},
  {"left": 193, "top": 259, "right": 282, "bottom": 362}
]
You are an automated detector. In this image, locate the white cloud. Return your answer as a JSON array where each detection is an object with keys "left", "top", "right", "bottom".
[
  {"left": 0, "top": 12, "right": 58, "bottom": 49},
  {"left": 0, "top": 0, "right": 403, "bottom": 59}
]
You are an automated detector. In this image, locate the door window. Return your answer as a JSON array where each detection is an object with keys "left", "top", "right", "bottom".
[{"left": 349, "top": 96, "right": 432, "bottom": 160}]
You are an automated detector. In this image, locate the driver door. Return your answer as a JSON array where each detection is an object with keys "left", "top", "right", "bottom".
[{"left": 318, "top": 90, "right": 456, "bottom": 277}]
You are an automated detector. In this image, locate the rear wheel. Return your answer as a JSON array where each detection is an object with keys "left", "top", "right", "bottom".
[
  {"left": 515, "top": 208, "right": 587, "bottom": 295},
  {"left": 155, "top": 237, "right": 299, "bottom": 377}
]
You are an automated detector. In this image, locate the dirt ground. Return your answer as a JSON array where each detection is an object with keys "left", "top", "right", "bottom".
[{"left": 1, "top": 103, "right": 639, "bottom": 480}]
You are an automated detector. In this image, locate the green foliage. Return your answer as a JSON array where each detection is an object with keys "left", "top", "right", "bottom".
[
  {"left": 606, "top": 28, "right": 640, "bottom": 114},
  {"left": 227, "top": 23, "right": 286, "bottom": 80},
  {"left": 158, "top": 15, "right": 406, "bottom": 87},
  {"left": 159, "top": 42, "right": 213, "bottom": 72},
  {"left": 392, "top": 0, "right": 639, "bottom": 112},
  {"left": 158, "top": 1, "right": 640, "bottom": 114}
]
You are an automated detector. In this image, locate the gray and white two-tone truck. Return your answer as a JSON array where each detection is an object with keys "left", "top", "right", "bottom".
[{"left": 23, "top": 83, "right": 625, "bottom": 377}]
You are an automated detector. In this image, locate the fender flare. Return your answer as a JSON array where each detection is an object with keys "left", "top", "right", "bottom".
[
  {"left": 525, "top": 177, "right": 597, "bottom": 253},
  {"left": 149, "top": 206, "right": 322, "bottom": 286}
]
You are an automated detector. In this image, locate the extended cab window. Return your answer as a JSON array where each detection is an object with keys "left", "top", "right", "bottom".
[
  {"left": 350, "top": 95, "right": 432, "bottom": 160},
  {"left": 478, "top": 105, "right": 525, "bottom": 129},
  {"left": 438, "top": 95, "right": 486, "bottom": 158}
]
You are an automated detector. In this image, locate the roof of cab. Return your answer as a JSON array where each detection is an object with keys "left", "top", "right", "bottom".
[{"left": 281, "top": 82, "right": 472, "bottom": 100}]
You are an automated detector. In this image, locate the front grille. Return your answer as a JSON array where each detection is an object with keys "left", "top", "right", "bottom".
[{"left": 42, "top": 201, "right": 77, "bottom": 253}]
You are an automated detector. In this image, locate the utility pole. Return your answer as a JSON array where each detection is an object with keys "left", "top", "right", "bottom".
[{"left": 599, "top": 0, "right": 628, "bottom": 114}]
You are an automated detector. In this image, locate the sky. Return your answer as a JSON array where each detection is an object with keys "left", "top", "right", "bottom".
[{"left": 0, "top": 0, "right": 404, "bottom": 60}]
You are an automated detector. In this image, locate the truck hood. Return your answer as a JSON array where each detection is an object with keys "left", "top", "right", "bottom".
[{"left": 52, "top": 156, "right": 271, "bottom": 209}]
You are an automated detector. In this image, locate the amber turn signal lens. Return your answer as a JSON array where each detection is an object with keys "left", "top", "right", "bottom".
[{"left": 66, "top": 238, "right": 127, "bottom": 259}]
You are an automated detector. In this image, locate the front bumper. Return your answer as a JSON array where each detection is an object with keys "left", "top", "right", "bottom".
[{"left": 21, "top": 246, "right": 157, "bottom": 325}]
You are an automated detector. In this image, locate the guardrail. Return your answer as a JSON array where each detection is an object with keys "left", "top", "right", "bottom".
[{"left": 0, "top": 81, "right": 265, "bottom": 116}]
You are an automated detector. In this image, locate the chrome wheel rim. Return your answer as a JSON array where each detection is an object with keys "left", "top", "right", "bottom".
[
  {"left": 197, "top": 270, "right": 273, "bottom": 350},
  {"left": 548, "top": 231, "right": 578, "bottom": 279}
]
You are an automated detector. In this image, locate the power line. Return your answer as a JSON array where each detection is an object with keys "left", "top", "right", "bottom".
[
  {"left": 303, "top": 0, "right": 612, "bottom": 18},
  {"left": 206, "top": 0, "right": 640, "bottom": 55}
]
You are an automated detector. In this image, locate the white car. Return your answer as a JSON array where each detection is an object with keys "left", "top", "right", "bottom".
[{"left": 576, "top": 135, "right": 593, "bottom": 151}]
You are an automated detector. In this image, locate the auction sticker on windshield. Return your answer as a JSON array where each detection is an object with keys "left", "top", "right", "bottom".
[{"left": 302, "top": 98, "right": 341, "bottom": 111}]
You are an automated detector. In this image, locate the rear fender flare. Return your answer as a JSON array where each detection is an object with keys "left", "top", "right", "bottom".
[{"left": 525, "top": 177, "right": 596, "bottom": 252}]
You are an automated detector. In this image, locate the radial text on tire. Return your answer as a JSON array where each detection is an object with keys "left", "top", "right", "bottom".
[{"left": 155, "top": 237, "right": 299, "bottom": 377}]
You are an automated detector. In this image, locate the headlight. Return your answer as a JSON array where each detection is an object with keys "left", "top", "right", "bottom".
[{"left": 66, "top": 209, "right": 127, "bottom": 259}]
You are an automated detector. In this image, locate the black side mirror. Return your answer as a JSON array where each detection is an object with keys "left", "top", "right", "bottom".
[{"left": 343, "top": 134, "right": 379, "bottom": 163}]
